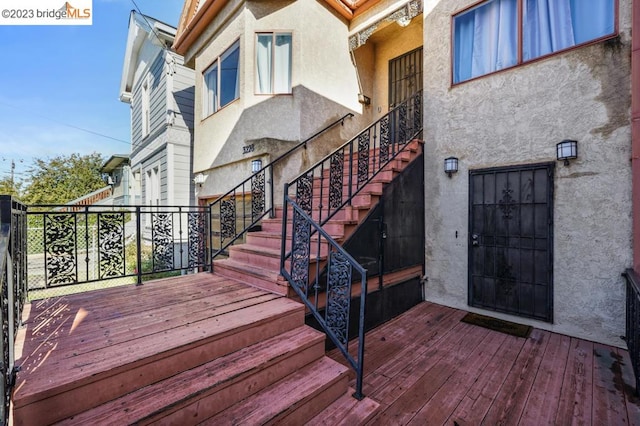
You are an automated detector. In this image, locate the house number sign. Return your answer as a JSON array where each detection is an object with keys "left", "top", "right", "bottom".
[{"left": 243, "top": 144, "right": 254, "bottom": 154}]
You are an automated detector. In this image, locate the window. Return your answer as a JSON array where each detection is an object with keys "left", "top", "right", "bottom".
[
  {"left": 146, "top": 167, "right": 160, "bottom": 207},
  {"left": 256, "top": 33, "right": 292, "bottom": 94},
  {"left": 453, "top": 0, "right": 615, "bottom": 84},
  {"left": 141, "top": 80, "right": 150, "bottom": 136},
  {"left": 204, "top": 40, "right": 240, "bottom": 116}
]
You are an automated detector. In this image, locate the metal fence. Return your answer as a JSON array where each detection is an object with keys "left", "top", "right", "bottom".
[
  {"left": 0, "top": 196, "right": 28, "bottom": 425},
  {"left": 26, "top": 205, "right": 210, "bottom": 298},
  {"left": 624, "top": 268, "right": 640, "bottom": 395}
]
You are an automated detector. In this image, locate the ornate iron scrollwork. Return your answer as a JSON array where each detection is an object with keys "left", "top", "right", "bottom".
[
  {"left": 251, "top": 171, "right": 265, "bottom": 222},
  {"left": 220, "top": 197, "right": 236, "bottom": 240},
  {"left": 295, "top": 172, "right": 313, "bottom": 215},
  {"left": 44, "top": 214, "right": 77, "bottom": 286},
  {"left": 329, "top": 151, "right": 344, "bottom": 209},
  {"left": 152, "top": 213, "right": 174, "bottom": 271},
  {"left": 357, "top": 132, "right": 370, "bottom": 185},
  {"left": 499, "top": 182, "right": 516, "bottom": 220},
  {"left": 413, "top": 91, "right": 422, "bottom": 133},
  {"left": 398, "top": 102, "right": 408, "bottom": 143},
  {"left": 380, "top": 115, "right": 390, "bottom": 164},
  {"left": 188, "top": 211, "right": 206, "bottom": 268},
  {"left": 326, "top": 250, "right": 351, "bottom": 346},
  {"left": 98, "top": 213, "right": 125, "bottom": 279},
  {"left": 290, "top": 210, "right": 311, "bottom": 295}
]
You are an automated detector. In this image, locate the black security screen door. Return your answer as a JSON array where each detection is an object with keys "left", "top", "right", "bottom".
[
  {"left": 469, "top": 163, "right": 554, "bottom": 322},
  {"left": 389, "top": 47, "right": 423, "bottom": 109}
]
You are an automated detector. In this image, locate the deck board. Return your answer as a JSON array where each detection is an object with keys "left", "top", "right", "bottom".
[
  {"left": 328, "top": 302, "right": 640, "bottom": 425},
  {"left": 13, "top": 273, "right": 295, "bottom": 407}
]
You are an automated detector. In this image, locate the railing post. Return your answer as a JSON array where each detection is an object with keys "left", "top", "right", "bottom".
[
  {"left": 354, "top": 270, "right": 367, "bottom": 400},
  {"left": 136, "top": 206, "right": 143, "bottom": 286},
  {"left": 280, "top": 184, "right": 289, "bottom": 272},
  {"left": 269, "top": 165, "right": 275, "bottom": 219}
]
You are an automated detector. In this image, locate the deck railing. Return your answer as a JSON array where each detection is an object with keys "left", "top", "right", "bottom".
[
  {"left": 280, "top": 91, "right": 424, "bottom": 400},
  {"left": 209, "top": 113, "right": 353, "bottom": 262},
  {"left": 280, "top": 197, "right": 368, "bottom": 399},
  {"left": 0, "top": 196, "right": 28, "bottom": 425},
  {"left": 623, "top": 268, "right": 640, "bottom": 395},
  {"left": 26, "top": 204, "right": 210, "bottom": 291}
]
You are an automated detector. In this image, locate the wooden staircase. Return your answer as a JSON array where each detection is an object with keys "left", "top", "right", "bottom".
[
  {"left": 12, "top": 140, "right": 422, "bottom": 425},
  {"left": 12, "top": 274, "right": 378, "bottom": 425},
  {"left": 213, "top": 140, "right": 424, "bottom": 297}
]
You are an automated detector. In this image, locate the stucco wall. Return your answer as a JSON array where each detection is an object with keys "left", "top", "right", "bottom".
[
  {"left": 190, "top": 0, "right": 366, "bottom": 199},
  {"left": 423, "top": 0, "right": 632, "bottom": 346}
]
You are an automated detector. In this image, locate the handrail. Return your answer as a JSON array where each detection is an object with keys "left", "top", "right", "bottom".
[
  {"left": 0, "top": 195, "right": 28, "bottom": 426},
  {"left": 286, "top": 90, "right": 423, "bottom": 226},
  {"left": 623, "top": 268, "right": 640, "bottom": 395},
  {"left": 208, "top": 113, "right": 354, "bottom": 261},
  {"left": 279, "top": 90, "right": 423, "bottom": 400},
  {"left": 280, "top": 195, "right": 367, "bottom": 399}
]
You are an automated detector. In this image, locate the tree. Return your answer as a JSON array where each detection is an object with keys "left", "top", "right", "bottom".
[
  {"left": 0, "top": 176, "right": 22, "bottom": 198},
  {"left": 23, "top": 153, "right": 106, "bottom": 205}
]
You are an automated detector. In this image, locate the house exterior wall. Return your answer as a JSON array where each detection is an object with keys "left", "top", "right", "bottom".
[
  {"left": 126, "top": 30, "right": 195, "bottom": 207},
  {"left": 422, "top": 0, "right": 632, "bottom": 346},
  {"left": 187, "top": 0, "right": 366, "bottom": 200}
]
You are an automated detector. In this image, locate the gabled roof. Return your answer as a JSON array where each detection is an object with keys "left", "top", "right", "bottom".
[
  {"left": 173, "top": 0, "right": 380, "bottom": 56},
  {"left": 119, "top": 11, "right": 177, "bottom": 103}
]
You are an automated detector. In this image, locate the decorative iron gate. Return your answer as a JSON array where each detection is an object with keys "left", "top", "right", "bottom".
[
  {"left": 468, "top": 163, "right": 554, "bottom": 322},
  {"left": 389, "top": 46, "right": 423, "bottom": 109}
]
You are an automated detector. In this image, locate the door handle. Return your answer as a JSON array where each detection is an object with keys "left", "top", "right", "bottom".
[{"left": 471, "top": 234, "right": 479, "bottom": 246}]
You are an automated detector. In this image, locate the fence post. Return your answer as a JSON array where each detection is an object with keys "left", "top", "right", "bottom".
[{"left": 136, "top": 206, "right": 142, "bottom": 286}]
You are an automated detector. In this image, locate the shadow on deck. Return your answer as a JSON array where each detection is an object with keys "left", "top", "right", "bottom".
[{"left": 12, "top": 272, "right": 640, "bottom": 425}]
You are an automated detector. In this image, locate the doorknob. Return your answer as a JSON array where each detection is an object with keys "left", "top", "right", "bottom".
[{"left": 471, "top": 234, "right": 479, "bottom": 246}]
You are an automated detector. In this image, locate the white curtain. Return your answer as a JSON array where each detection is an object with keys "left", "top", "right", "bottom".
[
  {"left": 256, "top": 34, "right": 272, "bottom": 94},
  {"left": 273, "top": 34, "right": 292, "bottom": 93},
  {"left": 204, "top": 63, "right": 218, "bottom": 114}
]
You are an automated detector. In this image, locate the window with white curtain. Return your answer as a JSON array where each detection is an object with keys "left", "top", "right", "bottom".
[
  {"left": 204, "top": 40, "right": 240, "bottom": 116},
  {"left": 453, "top": 0, "right": 615, "bottom": 84},
  {"left": 255, "top": 33, "right": 292, "bottom": 94}
]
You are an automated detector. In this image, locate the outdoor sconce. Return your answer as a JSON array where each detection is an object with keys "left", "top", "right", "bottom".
[
  {"left": 397, "top": 16, "right": 411, "bottom": 27},
  {"left": 251, "top": 159, "right": 263, "bottom": 173},
  {"left": 556, "top": 140, "right": 578, "bottom": 166},
  {"left": 193, "top": 173, "right": 206, "bottom": 186},
  {"left": 444, "top": 157, "right": 459, "bottom": 178}
]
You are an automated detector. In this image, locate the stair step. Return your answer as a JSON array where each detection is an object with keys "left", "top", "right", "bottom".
[
  {"left": 214, "top": 258, "right": 289, "bottom": 295},
  {"left": 306, "top": 388, "right": 380, "bottom": 426},
  {"left": 13, "top": 289, "right": 305, "bottom": 425},
  {"left": 57, "top": 326, "right": 326, "bottom": 425},
  {"left": 201, "top": 356, "right": 350, "bottom": 425}
]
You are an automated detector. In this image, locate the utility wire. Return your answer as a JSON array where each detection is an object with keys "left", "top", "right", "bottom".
[
  {"left": 130, "top": 0, "right": 170, "bottom": 49},
  {"left": 0, "top": 101, "right": 131, "bottom": 145}
]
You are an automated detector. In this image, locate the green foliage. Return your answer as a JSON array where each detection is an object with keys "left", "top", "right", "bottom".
[
  {"left": 0, "top": 176, "right": 22, "bottom": 198},
  {"left": 23, "top": 153, "right": 106, "bottom": 205}
]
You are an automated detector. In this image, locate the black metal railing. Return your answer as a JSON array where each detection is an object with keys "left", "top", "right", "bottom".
[
  {"left": 285, "top": 91, "right": 422, "bottom": 226},
  {"left": 280, "top": 90, "right": 424, "bottom": 400},
  {"left": 0, "top": 196, "right": 28, "bottom": 426},
  {"left": 280, "top": 198, "right": 367, "bottom": 399},
  {"left": 26, "top": 204, "right": 210, "bottom": 291},
  {"left": 210, "top": 113, "right": 353, "bottom": 261},
  {"left": 624, "top": 268, "right": 640, "bottom": 395}
]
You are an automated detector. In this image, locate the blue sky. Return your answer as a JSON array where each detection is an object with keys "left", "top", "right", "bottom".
[{"left": 0, "top": 0, "right": 184, "bottom": 183}]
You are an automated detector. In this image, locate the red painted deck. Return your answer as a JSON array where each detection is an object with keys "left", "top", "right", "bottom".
[{"left": 329, "top": 302, "right": 640, "bottom": 425}]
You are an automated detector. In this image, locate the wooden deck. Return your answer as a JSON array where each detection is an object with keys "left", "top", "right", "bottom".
[{"left": 329, "top": 302, "right": 640, "bottom": 426}]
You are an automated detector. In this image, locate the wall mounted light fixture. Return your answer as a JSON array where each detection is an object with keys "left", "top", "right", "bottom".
[
  {"left": 556, "top": 140, "right": 578, "bottom": 166},
  {"left": 252, "top": 159, "right": 263, "bottom": 173},
  {"left": 193, "top": 173, "right": 206, "bottom": 186},
  {"left": 444, "top": 157, "right": 459, "bottom": 178}
]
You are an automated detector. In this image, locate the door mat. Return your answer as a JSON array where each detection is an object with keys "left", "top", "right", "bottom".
[{"left": 461, "top": 312, "right": 532, "bottom": 338}]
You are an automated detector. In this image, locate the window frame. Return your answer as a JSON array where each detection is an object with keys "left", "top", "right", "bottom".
[
  {"left": 254, "top": 31, "right": 293, "bottom": 95},
  {"left": 450, "top": 0, "right": 619, "bottom": 86},
  {"left": 203, "top": 39, "right": 241, "bottom": 118},
  {"left": 141, "top": 79, "right": 150, "bottom": 138}
]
